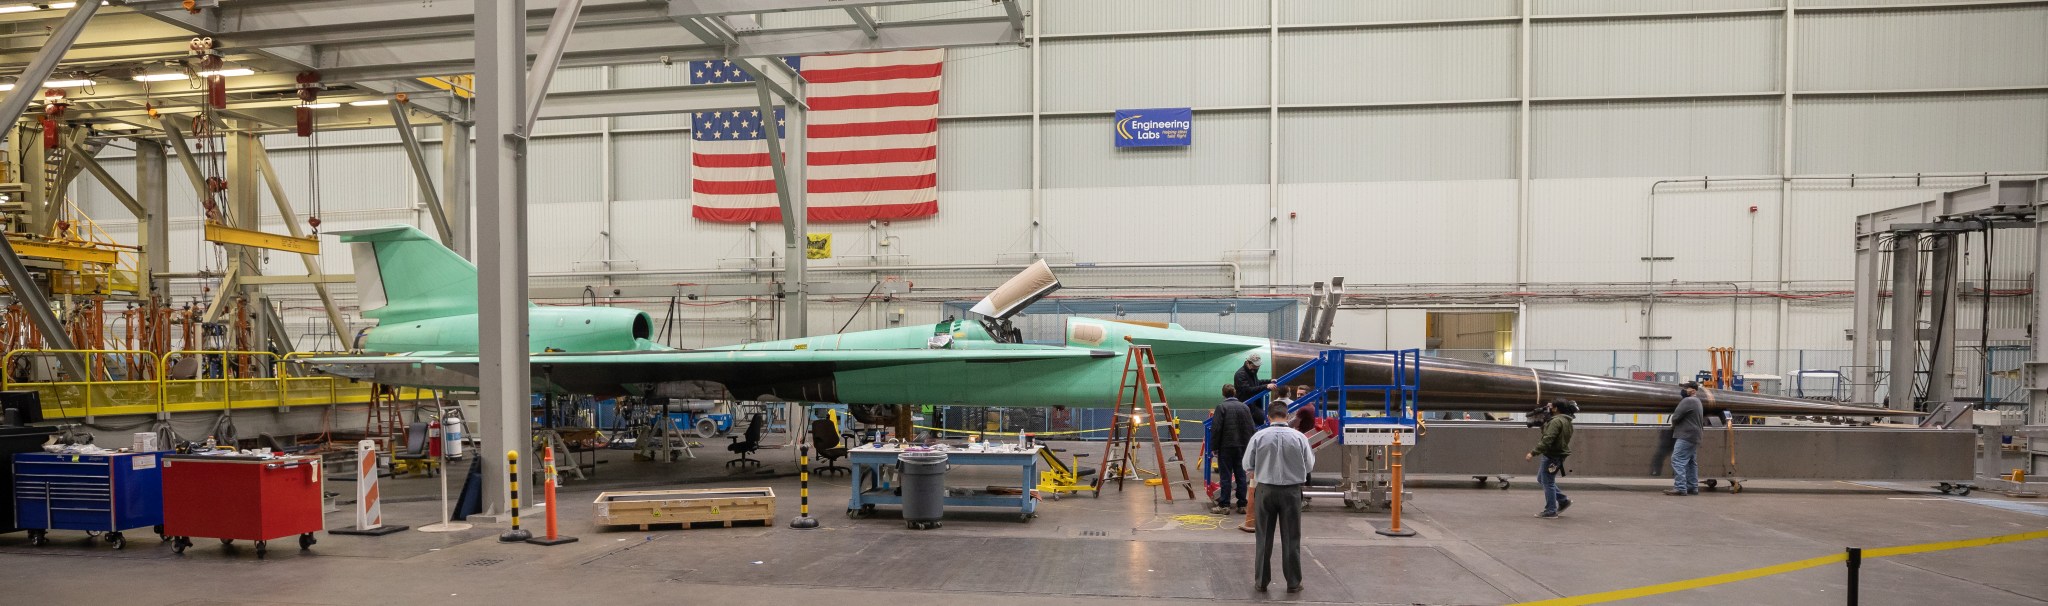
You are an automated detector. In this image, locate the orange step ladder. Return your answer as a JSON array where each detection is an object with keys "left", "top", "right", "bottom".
[{"left": 1093, "top": 345, "right": 1197, "bottom": 502}]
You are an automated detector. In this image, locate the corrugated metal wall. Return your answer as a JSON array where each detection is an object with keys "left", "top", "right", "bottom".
[
  {"left": 1280, "top": 24, "right": 1517, "bottom": 104},
  {"left": 1535, "top": 0, "right": 1781, "bottom": 15},
  {"left": 1532, "top": 99, "right": 1780, "bottom": 178},
  {"left": 1281, "top": 0, "right": 1517, "bottom": 24},
  {"left": 70, "top": 1, "right": 2048, "bottom": 359},
  {"left": 1795, "top": 93, "right": 2048, "bottom": 174},
  {"left": 1042, "top": 112, "right": 1269, "bottom": 187},
  {"left": 1040, "top": 0, "right": 1269, "bottom": 34},
  {"left": 1798, "top": 5, "right": 2048, "bottom": 91},
  {"left": 1279, "top": 106, "right": 1515, "bottom": 181},
  {"left": 1533, "top": 14, "right": 1781, "bottom": 97},
  {"left": 1040, "top": 32, "right": 1270, "bottom": 111}
]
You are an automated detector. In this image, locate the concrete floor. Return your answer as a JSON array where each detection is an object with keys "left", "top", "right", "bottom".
[{"left": 2, "top": 444, "right": 2044, "bottom": 606}]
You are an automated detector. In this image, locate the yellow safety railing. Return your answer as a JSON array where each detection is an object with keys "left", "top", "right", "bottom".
[
  {"left": 0, "top": 349, "right": 161, "bottom": 419},
  {"left": 1, "top": 348, "right": 428, "bottom": 420}
]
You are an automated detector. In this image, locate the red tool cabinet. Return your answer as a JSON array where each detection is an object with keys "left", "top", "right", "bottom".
[{"left": 161, "top": 455, "right": 324, "bottom": 557}]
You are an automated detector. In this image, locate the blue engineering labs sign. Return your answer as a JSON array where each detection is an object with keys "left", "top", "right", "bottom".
[{"left": 1114, "top": 107, "right": 1192, "bottom": 148}]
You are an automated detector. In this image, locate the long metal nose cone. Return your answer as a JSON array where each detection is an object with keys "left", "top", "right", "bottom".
[{"left": 1268, "top": 341, "right": 1917, "bottom": 417}]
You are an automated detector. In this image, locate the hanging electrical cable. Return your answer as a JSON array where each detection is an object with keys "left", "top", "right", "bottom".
[{"left": 307, "top": 128, "right": 322, "bottom": 235}]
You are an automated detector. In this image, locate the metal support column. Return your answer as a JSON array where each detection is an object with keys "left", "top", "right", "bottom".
[
  {"left": 134, "top": 139, "right": 171, "bottom": 296},
  {"left": 442, "top": 114, "right": 474, "bottom": 259},
  {"left": 21, "top": 126, "right": 47, "bottom": 236},
  {"left": 1925, "top": 234, "right": 1959, "bottom": 407},
  {"left": 223, "top": 128, "right": 291, "bottom": 352},
  {"left": 1887, "top": 235, "right": 1922, "bottom": 410},
  {"left": 524, "top": 0, "right": 587, "bottom": 133},
  {"left": 1852, "top": 232, "right": 1881, "bottom": 403},
  {"left": 2031, "top": 179, "right": 2048, "bottom": 430},
  {"left": 0, "top": 0, "right": 101, "bottom": 380},
  {"left": 476, "top": 0, "right": 533, "bottom": 518},
  {"left": 389, "top": 104, "right": 454, "bottom": 245},
  {"left": 753, "top": 77, "right": 807, "bottom": 338}
]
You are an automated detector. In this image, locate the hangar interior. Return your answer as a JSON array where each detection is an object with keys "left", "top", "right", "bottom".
[{"left": 1, "top": 1, "right": 2045, "bottom": 605}]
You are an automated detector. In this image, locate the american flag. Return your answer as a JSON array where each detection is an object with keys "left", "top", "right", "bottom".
[{"left": 690, "top": 50, "right": 944, "bottom": 223}]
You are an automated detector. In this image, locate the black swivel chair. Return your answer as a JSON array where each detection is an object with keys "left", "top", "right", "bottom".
[
  {"left": 726, "top": 413, "right": 765, "bottom": 467},
  {"left": 392, "top": 421, "right": 436, "bottom": 477},
  {"left": 809, "top": 418, "right": 850, "bottom": 474}
]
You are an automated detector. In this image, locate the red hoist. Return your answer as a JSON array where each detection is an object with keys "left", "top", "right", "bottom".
[
  {"left": 189, "top": 37, "right": 226, "bottom": 109},
  {"left": 39, "top": 88, "right": 67, "bottom": 149},
  {"left": 295, "top": 71, "right": 321, "bottom": 137}
]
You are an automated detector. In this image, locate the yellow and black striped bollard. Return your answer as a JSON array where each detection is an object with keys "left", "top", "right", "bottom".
[
  {"left": 500, "top": 450, "right": 533, "bottom": 542},
  {"left": 791, "top": 444, "right": 819, "bottom": 529}
]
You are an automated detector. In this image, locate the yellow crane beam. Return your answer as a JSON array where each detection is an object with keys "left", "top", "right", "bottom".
[
  {"left": 203, "top": 223, "right": 320, "bottom": 255},
  {"left": 6, "top": 238, "right": 119, "bottom": 265}
]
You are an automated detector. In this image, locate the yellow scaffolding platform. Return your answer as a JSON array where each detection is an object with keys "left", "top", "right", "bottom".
[{"left": 2, "top": 349, "right": 426, "bottom": 420}]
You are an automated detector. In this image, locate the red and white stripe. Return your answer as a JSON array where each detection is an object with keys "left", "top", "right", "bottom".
[{"left": 691, "top": 49, "right": 944, "bottom": 223}]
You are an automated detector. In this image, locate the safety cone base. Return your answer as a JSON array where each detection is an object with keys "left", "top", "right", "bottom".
[
  {"left": 499, "top": 529, "right": 533, "bottom": 542},
  {"left": 790, "top": 516, "right": 821, "bottom": 529},
  {"left": 526, "top": 535, "right": 580, "bottom": 546},
  {"left": 1375, "top": 527, "right": 1417, "bottom": 537},
  {"left": 330, "top": 524, "right": 409, "bottom": 536}
]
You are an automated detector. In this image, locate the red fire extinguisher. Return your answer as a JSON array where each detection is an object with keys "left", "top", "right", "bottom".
[{"left": 427, "top": 419, "right": 443, "bottom": 458}]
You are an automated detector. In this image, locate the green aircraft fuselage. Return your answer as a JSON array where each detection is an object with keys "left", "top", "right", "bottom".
[
  {"left": 323, "top": 225, "right": 1912, "bottom": 419},
  {"left": 338, "top": 225, "right": 1272, "bottom": 409}
]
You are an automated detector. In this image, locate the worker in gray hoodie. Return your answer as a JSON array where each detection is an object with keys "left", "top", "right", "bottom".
[{"left": 1665, "top": 382, "right": 1705, "bottom": 496}]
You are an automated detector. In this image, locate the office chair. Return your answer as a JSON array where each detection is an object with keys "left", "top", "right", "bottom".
[
  {"left": 727, "top": 413, "right": 765, "bottom": 467},
  {"left": 392, "top": 422, "right": 437, "bottom": 477},
  {"left": 810, "top": 418, "right": 850, "bottom": 474}
]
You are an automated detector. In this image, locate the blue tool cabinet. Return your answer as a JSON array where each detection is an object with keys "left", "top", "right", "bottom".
[{"left": 13, "top": 452, "right": 165, "bottom": 549}]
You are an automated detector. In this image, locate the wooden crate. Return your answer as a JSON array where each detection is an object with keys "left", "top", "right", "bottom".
[{"left": 592, "top": 487, "right": 776, "bottom": 530}]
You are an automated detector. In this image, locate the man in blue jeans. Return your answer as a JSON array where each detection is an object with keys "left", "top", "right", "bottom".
[
  {"left": 1665, "top": 382, "right": 1705, "bottom": 496},
  {"left": 1209, "top": 384, "right": 1257, "bottom": 514},
  {"left": 1525, "top": 398, "right": 1576, "bottom": 519}
]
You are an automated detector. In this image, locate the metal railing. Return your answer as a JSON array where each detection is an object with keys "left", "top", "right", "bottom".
[{"left": 1, "top": 348, "right": 417, "bottom": 420}]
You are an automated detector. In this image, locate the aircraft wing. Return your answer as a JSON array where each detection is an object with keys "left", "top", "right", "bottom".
[
  {"left": 307, "top": 346, "right": 1113, "bottom": 395},
  {"left": 1126, "top": 334, "right": 1262, "bottom": 357}
]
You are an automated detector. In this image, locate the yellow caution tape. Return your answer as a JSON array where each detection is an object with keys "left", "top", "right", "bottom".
[
  {"left": 1511, "top": 527, "right": 2048, "bottom": 606},
  {"left": 911, "top": 425, "right": 1110, "bottom": 437},
  {"left": 1861, "top": 527, "right": 2048, "bottom": 558},
  {"left": 1510, "top": 554, "right": 1847, "bottom": 606},
  {"left": 907, "top": 419, "right": 1202, "bottom": 438}
]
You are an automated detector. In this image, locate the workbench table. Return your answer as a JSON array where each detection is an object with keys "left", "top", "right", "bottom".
[{"left": 845, "top": 444, "right": 1039, "bottom": 521}]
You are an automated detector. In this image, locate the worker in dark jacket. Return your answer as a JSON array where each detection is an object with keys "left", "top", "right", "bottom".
[
  {"left": 1233, "top": 353, "right": 1277, "bottom": 416},
  {"left": 1665, "top": 382, "right": 1706, "bottom": 496},
  {"left": 1525, "top": 398, "right": 1576, "bottom": 518},
  {"left": 1209, "top": 385, "right": 1257, "bottom": 514}
]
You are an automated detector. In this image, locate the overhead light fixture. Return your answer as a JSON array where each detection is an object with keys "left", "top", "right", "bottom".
[
  {"left": 47, "top": 1, "right": 76, "bottom": 8},
  {"left": 301, "top": 102, "right": 340, "bottom": 109},
  {"left": 41, "top": 79, "right": 92, "bottom": 88},
  {"left": 0, "top": 84, "right": 13, "bottom": 92},
  {"left": 346, "top": 99, "right": 389, "bottom": 107},
  {"left": 0, "top": 5, "right": 37, "bottom": 13},
  {"left": 135, "top": 68, "right": 253, "bottom": 82}
]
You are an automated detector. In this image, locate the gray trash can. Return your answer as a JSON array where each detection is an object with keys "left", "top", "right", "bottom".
[{"left": 898, "top": 451, "right": 948, "bottom": 529}]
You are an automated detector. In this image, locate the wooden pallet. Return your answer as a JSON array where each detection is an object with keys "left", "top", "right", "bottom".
[{"left": 592, "top": 487, "right": 775, "bottom": 530}]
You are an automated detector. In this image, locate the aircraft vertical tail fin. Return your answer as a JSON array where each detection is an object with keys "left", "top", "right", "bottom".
[{"left": 331, "top": 225, "right": 481, "bottom": 324}]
